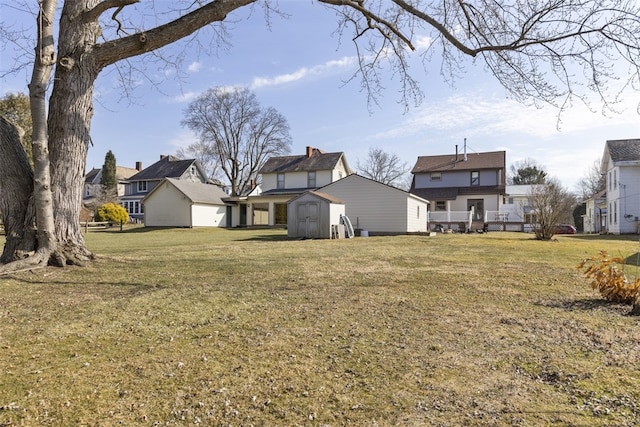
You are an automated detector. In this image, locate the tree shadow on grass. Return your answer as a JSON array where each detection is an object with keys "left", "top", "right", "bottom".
[{"left": 536, "top": 298, "right": 634, "bottom": 316}]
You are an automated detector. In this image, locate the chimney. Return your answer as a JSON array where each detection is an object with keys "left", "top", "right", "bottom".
[
  {"left": 135, "top": 161, "right": 142, "bottom": 171},
  {"left": 455, "top": 145, "right": 458, "bottom": 162},
  {"left": 306, "top": 146, "right": 313, "bottom": 158},
  {"left": 463, "top": 138, "right": 467, "bottom": 161}
]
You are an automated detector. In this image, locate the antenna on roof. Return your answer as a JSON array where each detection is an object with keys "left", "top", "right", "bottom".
[{"left": 463, "top": 138, "right": 467, "bottom": 161}]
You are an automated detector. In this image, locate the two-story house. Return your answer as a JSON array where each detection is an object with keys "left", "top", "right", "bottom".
[
  {"left": 227, "top": 146, "right": 353, "bottom": 227},
  {"left": 83, "top": 164, "right": 140, "bottom": 211},
  {"left": 601, "top": 138, "right": 640, "bottom": 234},
  {"left": 410, "top": 148, "right": 506, "bottom": 231},
  {"left": 121, "top": 155, "right": 208, "bottom": 222}
]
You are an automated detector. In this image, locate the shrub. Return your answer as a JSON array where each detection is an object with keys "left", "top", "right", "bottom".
[
  {"left": 577, "top": 250, "right": 640, "bottom": 304},
  {"left": 95, "top": 202, "right": 129, "bottom": 224}
]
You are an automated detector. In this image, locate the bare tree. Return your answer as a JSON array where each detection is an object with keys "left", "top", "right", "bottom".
[
  {"left": 507, "top": 158, "right": 547, "bottom": 185},
  {"left": 175, "top": 140, "right": 222, "bottom": 183},
  {"left": 357, "top": 147, "right": 409, "bottom": 188},
  {"left": 529, "top": 178, "right": 577, "bottom": 240},
  {"left": 182, "top": 87, "right": 291, "bottom": 196},
  {"left": 576, "top": 158, "right": 606, "bottom": 200},
  {"left": 1, "top": 0, "right": 640, "bottom": 271}
]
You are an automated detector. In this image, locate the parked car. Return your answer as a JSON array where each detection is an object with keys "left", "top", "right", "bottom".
[{"left": 554, "top": 224, "right": 576, "bottom": 234}]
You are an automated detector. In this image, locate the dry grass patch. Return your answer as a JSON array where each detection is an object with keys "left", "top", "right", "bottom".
[{"left": 1, "top": 230, "right": 640, "bottom": 425}]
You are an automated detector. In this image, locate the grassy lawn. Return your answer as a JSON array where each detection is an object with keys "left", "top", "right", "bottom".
[{"left": 1, "top": 228, "right": 640, "bottom": 426}]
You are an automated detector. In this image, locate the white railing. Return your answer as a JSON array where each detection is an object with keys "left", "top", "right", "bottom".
[{"left": 428, "top": 207, "right": 474, "bottom": 231}]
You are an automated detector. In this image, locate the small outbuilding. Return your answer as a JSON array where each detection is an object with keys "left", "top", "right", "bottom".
[
  {"left": 143, "top": 177, "right": 229, "bottom": 227},
  {"left": 287, "top": 191, "right": 345, "bottom": 239},
  {"left": 320, "top": 174, "right": 429, "bottom": 235}
]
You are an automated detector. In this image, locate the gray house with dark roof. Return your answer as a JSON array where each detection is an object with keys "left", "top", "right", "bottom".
[
  {"left": 410, "top": 149, "right": 506, "bottom": 230},
  {"left": 601, "top": 138, "right": 640, "bottom": 234},
  {"left": 226, "top": 146, "right": 353, "bottom": 227},
  {"left": 121, "top": 155, "right": 208, "bottom": 221}
]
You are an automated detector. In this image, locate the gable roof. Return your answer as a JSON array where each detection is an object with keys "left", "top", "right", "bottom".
[
  {"left": 259, "top": 148, "right": 352, "bottom": 174},
  {"left": 321, "top": 173, "right": 429, "bottom": 204},
  {"left": 605, "top": 139, "right": 640, "bottom": 163},
  {"left": 84, "top": 168, "right": 101, "bottom": 184},
  {"left": 116, "top": 166, "right": 139, "bottom": 180},
  {"left": 128, "top": 155, "right": 206, "bottom": 181},
  {"left": 288, "top": 190, "right": 345, "bottom": 205},
  {"left": 144, "top": 177, "right": 228, "bottom": 205},
  {"left": 412, "top": 150, "right": 506, "bottom": 173}
]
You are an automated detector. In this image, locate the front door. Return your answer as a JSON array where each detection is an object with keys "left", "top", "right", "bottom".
[
  {"left": 467, "top": 199, "right": 484, "bottom": 221},
  {"left": 240, "top": 204, "right": 247, "bottom": 226}
]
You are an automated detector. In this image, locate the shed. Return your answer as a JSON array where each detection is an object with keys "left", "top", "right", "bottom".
[
  {"left": 143, "top": 177, "right": 229, "bottom": 227},
  {"left": 287, "top": 191, "right": 345, "bottom": 239},
  {"left": 320, "top": 174, "right": 429, "bottom": 235}
]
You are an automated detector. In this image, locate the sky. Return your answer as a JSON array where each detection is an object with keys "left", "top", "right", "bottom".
[{"left": 1, "top": 1, "right": 639, "bottom": 193}]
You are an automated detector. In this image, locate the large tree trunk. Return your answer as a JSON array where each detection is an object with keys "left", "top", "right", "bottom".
[
  {"left": 46, "top": 0, "right": 103, "bottom": 265},
  {"left": 0, "top": 0, "right": 255, "bottom": 270},
  {"left": 0, "top": 117, "right": 37, "bottom": 263}
]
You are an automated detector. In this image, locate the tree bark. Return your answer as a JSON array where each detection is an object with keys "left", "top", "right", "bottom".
[
  {"left": 0, "top": 117, "right": 36, "bottom": 263},
  {"left": 28, "top": 0, "right": 59, "bottom": 266}
]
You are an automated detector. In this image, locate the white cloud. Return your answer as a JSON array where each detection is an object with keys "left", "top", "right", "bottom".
[
  {"left": 187, "top": 61, "right": 203, "bottom": 73},
  {"left": 171, "top": 91, "right": 199, "bottom": 103},
  {"left": 250, "top": 56, "right": 356, "bottom": 89}
]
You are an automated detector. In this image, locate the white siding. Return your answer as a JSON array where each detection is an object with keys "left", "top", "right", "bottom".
[
  {"left": 192, "top": 204, "right": 227, "bottom": 227},
  {"left": 613, "top": 165, "right": 640, "bottom": 234},
  {"left": 322, "top": 175, "right": 428, "bottom": 234},
  {"left": 144, "top": 182, "right": 191, "bottom": 227},
  {"left": 406, "top": 197, "right": 428, "bottom": 233}
]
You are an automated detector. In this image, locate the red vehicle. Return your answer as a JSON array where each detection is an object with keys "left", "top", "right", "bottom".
[{"left": 554, "top": 224, "right": 576, "bottom": 234}]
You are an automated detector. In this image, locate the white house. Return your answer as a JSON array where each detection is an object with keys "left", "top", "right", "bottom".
[
  {"left": 226, "top": 146, "right": 353, "bottom": 228},
  {"left": 601, "top": 138, "right": 640, "bottom": 234},
  {"left": 320, "top": 174, "right": 429, "bottom": 235},
  {"left": 143, "top": 178, "right": 229, "bottom": 227},
  {"left": 583, "top": 189, "right": 606, "bottom": 234}
]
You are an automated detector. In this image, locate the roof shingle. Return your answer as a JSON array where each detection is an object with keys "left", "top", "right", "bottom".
[
  {"left": 412, "top": 150, "right": 506, "bottom": 173},
  {"left": 606, "top": 139, "right": 640, "bottom": 162}
]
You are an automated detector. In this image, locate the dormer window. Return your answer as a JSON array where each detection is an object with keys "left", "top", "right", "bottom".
[
  {"left": 430, "top": 172, "right": 442, "bottom": 181},
  {"left": 138, "top": 181, "right": 148, "bottom": 192}
]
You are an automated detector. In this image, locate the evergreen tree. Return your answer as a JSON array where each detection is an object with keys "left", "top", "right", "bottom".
[
  {"left": 98, "top": 150, "right": 117, "bottom": 203},
  {"left": 100, "top": 150, "right": 117, "bottom": 191}
]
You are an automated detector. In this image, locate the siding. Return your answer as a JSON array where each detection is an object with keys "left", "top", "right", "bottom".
[
  {"left": 144, "top": 182, "right": 191, "bottom": 226},
  {"left": 414, "top": 169, "right": 500, "bottom": 189},
  {"left": 192, "top": 204, "right": 226, "bottom": 227},
  {"left": 322, "top": 175, "right": 428, "bottom": 234}
]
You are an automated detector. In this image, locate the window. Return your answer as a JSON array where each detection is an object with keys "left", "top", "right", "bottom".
[
  {"left": 614, "top": 201, "right": 617, "bottom": 224},
  {"left": 470, "top": 171, "right": 480, "bottom": 186},
  {"left": 277, "top": 173, "right": 285, "bottom": 189},
  {"left": 137, "top": 181, "right": 148, "bottom": 192},
  {"left": 435, "top": 201, "right": 446, "bottom": 211},
  {"left": 609, "top": 171, "right": 612, "bottom": 190},
  {"left": 417, "top": 206, "right": 420, "bottom": 218},
  {"left": 614, "top": 169, "right": 617, "bottom": 190},
  {"left": 430, "top": 172, "right": 442, "bottom": 181},
  {"left": 307, "top": 171, "right": 316, "bottom": 188}
]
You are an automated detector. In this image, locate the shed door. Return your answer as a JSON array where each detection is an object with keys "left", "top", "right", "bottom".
[{"left": 297, "top": 202, "right": 320, "bottom": 238}]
